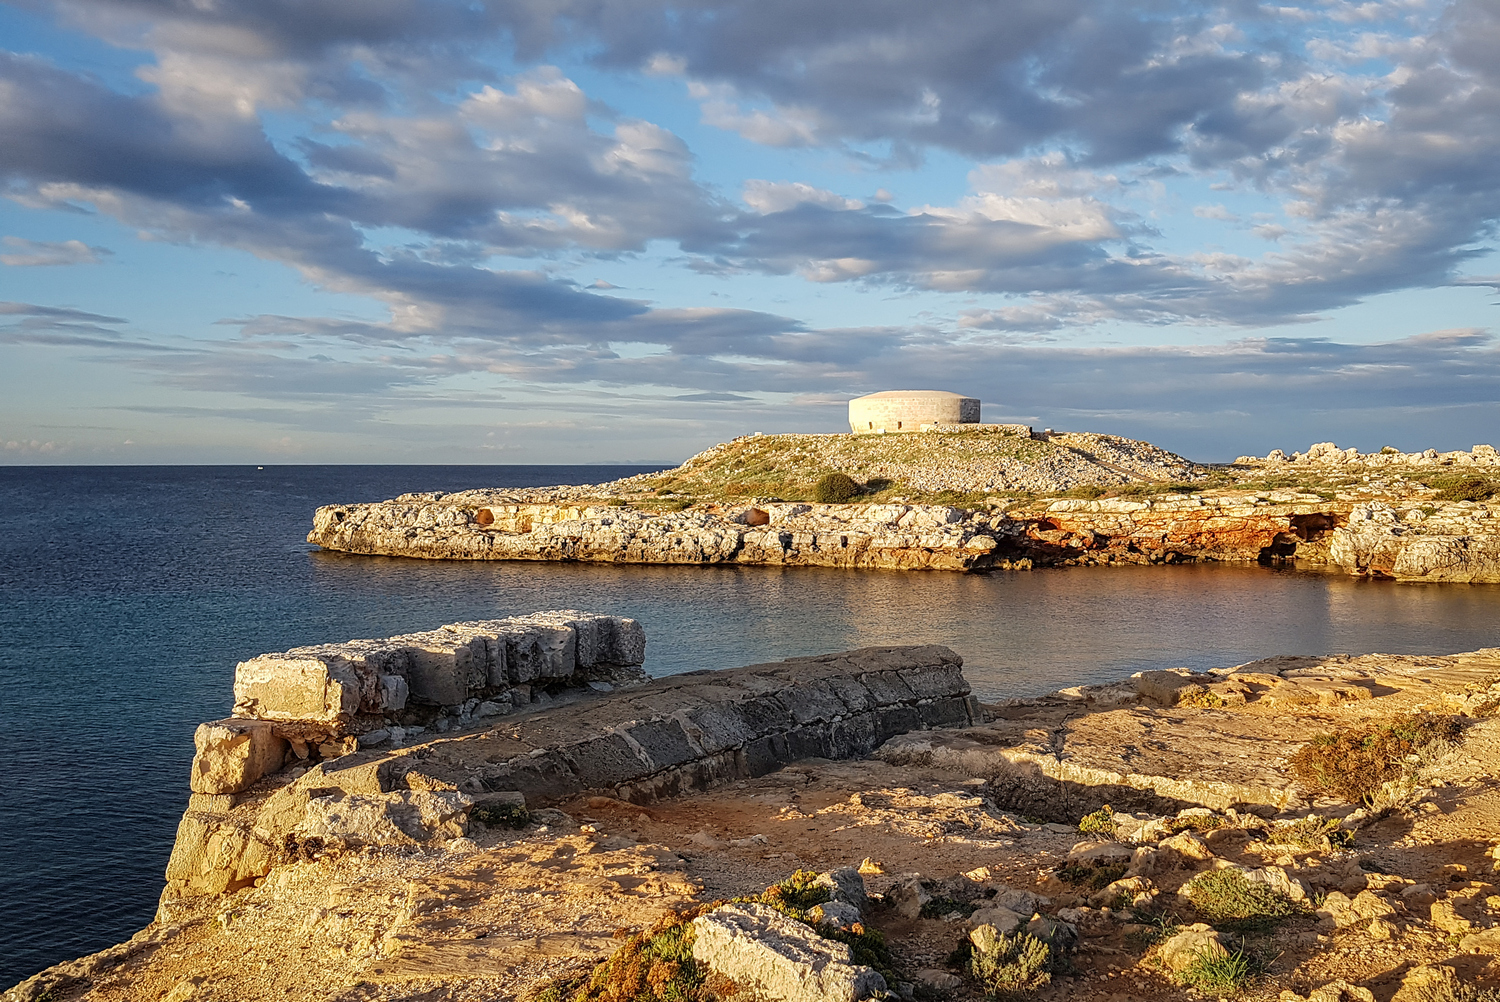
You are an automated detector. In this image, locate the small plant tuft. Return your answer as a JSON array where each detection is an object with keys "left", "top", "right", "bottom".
[
  {"left": 1165, "top": 813, "right": 1228, "bottom": 834},
  {"left": 471, "top": 802, "right": 531, "bottom": 829},
  {"left": 1175, "top": 946, "right": 1254, "bottom": 992},
  {"left": 1078, "top": 804, "right": 1117, "bottom": 839},
  {"left": 1055, "top": 861, "right": 1128, "bottom": 890},
  {"left": 812, "top": 472, "right": 864, "bottom": 503},
  {"left": 1267, "top": 814, "right": 1352, "bottom": 850}
]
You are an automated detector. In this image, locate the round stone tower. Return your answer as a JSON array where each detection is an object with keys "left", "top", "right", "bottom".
[{"left": 848, "top": 390, "right": 980, "bottom": 434}]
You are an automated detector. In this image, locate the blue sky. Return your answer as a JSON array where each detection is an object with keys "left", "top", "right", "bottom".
[{"left": 3, "top": 0, "right": 1499, "bottom": 464}]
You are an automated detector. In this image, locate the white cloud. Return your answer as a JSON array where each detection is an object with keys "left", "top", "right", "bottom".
[
  {"left": 742, "top": 180, "right": 863, "bottom": 214},
  {"left": 0, "top": 237, "right": 111, "bottom": 266}
]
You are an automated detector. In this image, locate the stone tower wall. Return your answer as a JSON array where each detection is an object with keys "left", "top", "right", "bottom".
[{"left": 849, "top": 393, "right": 980, "bottom": 433}]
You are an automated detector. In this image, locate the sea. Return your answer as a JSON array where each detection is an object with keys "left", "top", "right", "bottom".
[{"left": 3, "top": 464, "right": 1500, "bottom": 985}]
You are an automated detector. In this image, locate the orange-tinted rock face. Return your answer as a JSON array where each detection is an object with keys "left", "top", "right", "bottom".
[
  {"left": 994, "top": 496, "right": 1347, "bottom": 568},
  {"left": 307, "top": 492, "right": 1500, "bottom": 581}
]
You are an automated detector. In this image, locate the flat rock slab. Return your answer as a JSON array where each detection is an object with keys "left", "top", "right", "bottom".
[
  {"left": 878, "top": 649, "right": 1500, "bottom": 818},
  {"left": 165, "top": 645, "right": 978, "bottom": 898}
]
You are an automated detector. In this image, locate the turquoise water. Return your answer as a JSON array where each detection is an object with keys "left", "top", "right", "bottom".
[{"left": 3, "top": 465, "right": 1499, "bottom": 985}]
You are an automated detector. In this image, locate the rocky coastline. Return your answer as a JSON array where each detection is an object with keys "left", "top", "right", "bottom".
[
  {"left": 10, "top": 612, "right": 1500, "bottom": 1002},
  {"left": 307, "top": 480, "right": 1500, "bottom": 583}
]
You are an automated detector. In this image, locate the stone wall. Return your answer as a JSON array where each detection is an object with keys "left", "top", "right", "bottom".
[
  {"left": 191, "top": 612, "right": 646, "bottom": 796},
  {"left": 848, "top": 390, "right": 980, "bottom": 433},
  {"left": 163, "top": 642, "right": 980, "bottom": 899}
]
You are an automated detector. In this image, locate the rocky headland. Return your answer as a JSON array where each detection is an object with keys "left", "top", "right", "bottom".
[
  {"left": 307, "top": 432, "right": 1500, "bottom": 582},
  {"left": 11, "top": 613, "right": 1500, "bottom": 1002}
]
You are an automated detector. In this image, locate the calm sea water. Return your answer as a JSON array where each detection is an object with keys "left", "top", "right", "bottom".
[{"left": 4, "top": 465, "right": 1500, "bottom": 985}]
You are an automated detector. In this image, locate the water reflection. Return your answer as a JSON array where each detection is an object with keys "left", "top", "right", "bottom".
[{"left": 305, "top": 554, "right": 1500, "bottom": 699}]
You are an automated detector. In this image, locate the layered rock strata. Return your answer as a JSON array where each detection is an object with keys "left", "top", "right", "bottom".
[
  {"left": 309, "top": 489, "right": 1500, "bottom": 581},
  {"left": 164, "top": 642, "right": 978, "bottom": 898},
  {"left": 190, "top": 612, "right": 647, "bottom": 796},
  {"left": 879, "top": 647, "right": 1500, "bottom": 820}
]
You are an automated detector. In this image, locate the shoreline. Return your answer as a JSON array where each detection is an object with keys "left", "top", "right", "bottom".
[
  {"left": 303, "top": 432, "right": 1500, "bottom": 583},
  {"left": 10, "top": 617, "right": 1500, "bottom": 1002}
]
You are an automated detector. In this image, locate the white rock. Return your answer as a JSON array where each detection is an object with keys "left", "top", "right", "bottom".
[{"left": 691, "top": 902, "right": 887, "bottom": 1002}]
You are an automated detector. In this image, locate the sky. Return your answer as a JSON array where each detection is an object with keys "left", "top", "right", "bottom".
[{"left": 2, "top": 0, "right": 1499, "bottom": 464}]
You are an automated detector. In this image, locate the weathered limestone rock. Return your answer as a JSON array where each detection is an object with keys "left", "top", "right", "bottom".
[
  {"left": 691, "top": 902, "right": 887, "bottom": 1002},
  {"left": 189, "top": 720, "right": 288, "bottom": 795},
  {"left": 1157, "top": 923, "right": 1227, "bottom": 971},
  {"left": 163, "top": 644, "right": 976, "bottom": 898},
  {"left": 227, "top": 612, "right": 646, "bottom": 759}
]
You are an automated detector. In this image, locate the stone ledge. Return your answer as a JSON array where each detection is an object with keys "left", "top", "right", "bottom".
[{"left": 164, "top": 642, "right": 977, "bottom": 899}]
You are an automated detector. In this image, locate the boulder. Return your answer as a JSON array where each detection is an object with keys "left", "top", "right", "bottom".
[
  {"left": 814, "top": 867, "right": 867, "bottom": 911},
  {"left": 808, "top": 901, "right": 863, "bottom": 931},
  {"left": 1157, "top": 923, "right": 1227, "bottom": 972},
  {"left": 293, "top": 789, "right": 472, "bottom": 845},
  {"left": 966, "top": 906, "right": 1025, "bottom": 933},
  {"left": 1458, "top": 927, "right": 1500, "bottom": 954},
  {"left": 691, "top": 903, "right": 887, "bottom": 1002},
  {"left": 189, "top": 719, "right": 288, "bottom": 795},
  {"left": 889, "top": 875, "right": 931, "bottom": 920},
  {"left": 1430, "top": 899, "right": 1474, "bottom": 934},
  {"left": 1068, "top": 841, "right": 1133, "bottom": 864}
]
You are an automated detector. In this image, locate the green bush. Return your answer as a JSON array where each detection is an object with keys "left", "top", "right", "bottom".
[
  {"left": 471, "top": 802, "right": 531, "bottom": 829},
  {"left": 813, "top": 472, "right": 863, "bottom": 503},
  {"left": 1431, "top": 475, "right": 1498, "bottom": 502},
  {"left": 1055, "top": 862, "right": 1128, "bottom": 890},
  {"left": 1185, "top": 869, "right": 1301, "bottom": 932},
  {"left": 1077, "top": 804, "right": 1117, "bottom": 839},
  {"left": 968, "top": 927, "right": 1054, "bottom": 996}
]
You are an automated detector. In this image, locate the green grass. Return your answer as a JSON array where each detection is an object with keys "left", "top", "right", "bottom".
[
  {"left": 1175, "top": 946, "right": 1255, "bottom": 993},
  {"left": 1185, "top": 869, "right": 1302, "bottom": 932}
]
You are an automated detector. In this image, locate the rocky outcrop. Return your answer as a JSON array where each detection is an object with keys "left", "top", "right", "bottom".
[
  {"left": 877, "top": 647, "right": 1500, "bottom": 819},
  {"left": 307, "top": 492, "right": 1356, "bottom": 571},
  {"left": 163, "top": 640, "right": 979, "bottom": 898},
  {"left": 1328, "top": 501, "right": 1500, "bottom": 582},
  {"left": 1238, "top": 441, "right": 1500, "bottom": 469},
  {"left": 309, "top": 485, "right": 1500, "bottom": 582}
]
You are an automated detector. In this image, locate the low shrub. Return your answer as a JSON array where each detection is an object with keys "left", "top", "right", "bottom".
[
  {"left": 1175, "top": 945, "right": 1254, "bottom": 992},
  {"left": 968, "top": 927, "right": 1054, "bottom": 997},
  {"left": 1077, "top": 804, "right": 1117, "bottom": 839},
  {"left": 574, "top": 911, "right": 709, "bottom": 1002},
  {"left": 1185, "top": 869, "right": 1301, "bottom": 932},
  {"left": 758, "top": 869, "right": 830, "bottom": 916},
  {"left": 1060, "top": 484, "right": 1107, "bottom": 499},
  {"left": 813, "top": 472, "right": 863, "bottom": 503},
  {"left": 471, "top": 802, "right": 531, "bottom": 829},
  {"left": 1430, "top": 474, "right": 1498, "bottom": 502},
  {"left": 921, "top": 896, "right": 980, "bottom": 919},
  {"left": 1165, "top": 814, "right": 1228, "bottom": 834},
  {"left": 1289, "top": 713, "right": 1464, "bottom": 803},
  {"left": 1055, "top": 862, "right": 1128, "bottom": 890},
  {"left": 1267, "top": 814, "right": 1353, "bottom": 850}
]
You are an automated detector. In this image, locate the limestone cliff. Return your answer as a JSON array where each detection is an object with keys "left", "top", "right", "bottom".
[{"left": 306, "top": 491, "right": 1500, "bottom": 582}]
